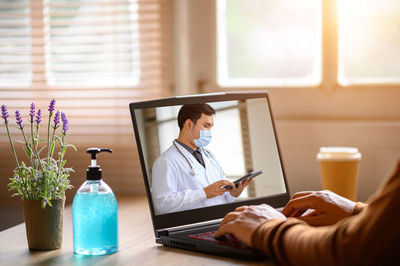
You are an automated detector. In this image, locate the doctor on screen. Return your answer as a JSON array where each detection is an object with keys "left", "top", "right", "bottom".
[{"left": 152, "top": 103, "right": 251, "bottom": 215}]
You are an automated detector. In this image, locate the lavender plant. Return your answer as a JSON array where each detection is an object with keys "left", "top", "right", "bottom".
[{"left": 1, "top": 100, "right": 76, "bottom": 208}]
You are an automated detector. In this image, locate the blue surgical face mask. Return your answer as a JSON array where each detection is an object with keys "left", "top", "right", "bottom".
[
  {"left": 191, "top": 121, "right": 212, "bottom": 148},
  {"left": 194, "top": 128, "right": 212, "bottom": 148}
]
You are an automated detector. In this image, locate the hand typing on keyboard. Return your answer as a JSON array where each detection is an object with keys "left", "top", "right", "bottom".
[
  {"left": 215, "top": 204, "right": 286, "bottom": 247},
  {"left": 281, "top": 190, "right": 356, "bottom": 226}
]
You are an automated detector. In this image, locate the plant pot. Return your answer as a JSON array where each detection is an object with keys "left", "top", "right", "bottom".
[{"left": 22, "top": 198, "right": 65, "bottom": 250}]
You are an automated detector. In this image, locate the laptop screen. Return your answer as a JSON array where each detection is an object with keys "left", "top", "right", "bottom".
[{"left": 130, "top": 91, "right": 289, "bottom": 230}]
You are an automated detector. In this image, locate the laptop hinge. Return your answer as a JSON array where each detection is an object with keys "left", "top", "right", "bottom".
[{"left": 157, "top": 229, "right": 169, "bottom": 237}]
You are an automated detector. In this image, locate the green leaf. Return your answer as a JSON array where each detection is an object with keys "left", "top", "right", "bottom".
[
  {"left": 55, "top": 135, "right": 63, "bottom": 145},
  {"left": 49, "top": 141, "right": 55, "bottom": 157},
  {"left": 33, "top": 159, "right": 39, "bottom": 169},
  {"left": 48, "top": 157, "right": 57, "bottom": 164},
  {"left": 66, "top": 144, "right": 77, "bottom": 151},
  {"left": 33, "top": 137, "right": 38, "bottom": 144},
  {"left": 38, "top": 145, "right": 46, "bottom": 155},
  {"left": 24, "top": 147, "right": 32, "bottom": 158},
  {"left": 61, "top": 148, "right": 66, "bottom": 158}
]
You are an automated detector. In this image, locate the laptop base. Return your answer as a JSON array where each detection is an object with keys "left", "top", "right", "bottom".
[{"left": 157, "top": 233, "right": 268, "bottom": 261}]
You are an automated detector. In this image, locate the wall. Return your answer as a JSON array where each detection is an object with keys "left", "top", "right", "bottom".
[{"left": 276, "top": 120, "right": 400, "bottom": 201}]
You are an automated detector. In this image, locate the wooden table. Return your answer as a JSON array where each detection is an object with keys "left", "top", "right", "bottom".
[{"left": 0, "top": 196, "right": 274, "bottom": 265}]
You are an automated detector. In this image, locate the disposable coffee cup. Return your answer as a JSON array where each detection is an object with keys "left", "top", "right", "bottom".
[{"left": 317, "top": 147, "right": 361, "bottom": 201}]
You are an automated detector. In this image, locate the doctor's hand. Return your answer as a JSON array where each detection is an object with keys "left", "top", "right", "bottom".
[
  {"left": 282, "top": 190, "right": 356, "bottom": 226},
  {"left": 215, "top": 204, "right": 286, "bottom": 247},
  {"left": 204, "top": 180, "right": 234, "bottom": 198},
  {"left": 229, "top": 178, "right": 253, "bottom": 198}
]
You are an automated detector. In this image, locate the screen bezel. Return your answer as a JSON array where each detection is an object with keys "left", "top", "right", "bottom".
[{"left": 129, "top": 91, "right": 290, "bottom": 235}]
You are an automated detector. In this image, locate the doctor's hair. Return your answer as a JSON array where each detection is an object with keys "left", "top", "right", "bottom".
[{"left": 177, "top": 103, "right": 216, "bottom": 130}]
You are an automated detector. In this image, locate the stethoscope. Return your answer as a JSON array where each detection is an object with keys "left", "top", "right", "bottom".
[{"left": 172, "top": 140, "right": 225, "bottom": 177}]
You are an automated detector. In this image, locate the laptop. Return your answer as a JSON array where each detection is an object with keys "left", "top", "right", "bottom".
[{"left": 129, "top": 91, "right": 290, "bottom": 260}]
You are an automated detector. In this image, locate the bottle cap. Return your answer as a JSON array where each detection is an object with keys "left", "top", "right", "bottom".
[{"left": 86, "top": 148, "right": 112, "bottom": 180}]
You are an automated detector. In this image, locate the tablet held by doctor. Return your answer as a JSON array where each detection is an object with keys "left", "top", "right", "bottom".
[{"left": 151, "top": 103, "right": 252, "bottom": 215}]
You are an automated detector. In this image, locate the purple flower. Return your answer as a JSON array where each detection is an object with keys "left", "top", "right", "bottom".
[
  {"left": 48, "top": 166, "right": 52, "bottom": 170},
  {"left": 33, "top": 178, "right": 37, "bottom": 182},
  {"left": 64, "top": 168, "right": 69, "bottom": 174},
  {"left": 48, "top": 99, "right": 56, "bottom": 113},
  {"left": 1, "top": 105, "right": 9, "bottom": 124},
  {"left": 53, "top": 110, "right": 60, "bottom": 129},
  {"left": 37, "top": 172, "right": 42, "bottom": 180},
  {"left": 29, "top": 102, "right": 35, "bottom": 123},
  {"left": 36, "top": 109, "right": 42, "bottom": 125},
  {"left": 61, "top": 112, "right": 68, "bottom": 134},
  {"left": 59, "top": 179, "right": 62, "bottom": 183},
  {"left": 15, "top": 110, "right": 23, "bottom": 129}
]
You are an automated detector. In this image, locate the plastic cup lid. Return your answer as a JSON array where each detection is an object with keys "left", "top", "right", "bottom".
[{"left": 317, "top": 146, "right": 362, "bottom": 161}]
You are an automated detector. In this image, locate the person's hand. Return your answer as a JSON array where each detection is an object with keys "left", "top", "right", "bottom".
[
  {"left": 282, "top": 190, "right": 356, "bottom": 226},
  {"left": 204, "top": 180, "right": 233, "bottom": 198},
  {"left": 229, "top": 178, "right": 253, "bottom": 197},
  {"left": 215, "top": 204, "right": 286, "bottom": 246}
]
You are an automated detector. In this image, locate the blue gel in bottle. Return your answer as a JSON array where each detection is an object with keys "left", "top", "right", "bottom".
[{"left": 72, "top": 148, "right": 118, "bottom": 255}]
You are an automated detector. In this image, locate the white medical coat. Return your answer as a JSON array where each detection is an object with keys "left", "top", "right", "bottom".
[{"left": 152, "top": 141, "right": 236, "bottom": 215}]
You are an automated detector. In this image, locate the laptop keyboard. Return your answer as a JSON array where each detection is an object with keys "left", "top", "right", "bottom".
[{"left": 186, "top": 231, "right": 245, "bottom": 248}]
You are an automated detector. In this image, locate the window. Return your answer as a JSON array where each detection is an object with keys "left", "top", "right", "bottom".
[
  {"left": 217, "top": 0, "right": 400, "bottom": 87},
  {"left": 0, "top": 0, "right": 142, "bottom": 88},
  {"left": 45, "top": 0, "right": 140, "bottom": 87},
  {"left": 338, "top": 0, "right": 400, "bottom": 85},
  {"left": 0, "top": 0, "right": 31, "bottom": 87},
  {"left": 217, "top": 0, "right": 321, "bottom": 87}
]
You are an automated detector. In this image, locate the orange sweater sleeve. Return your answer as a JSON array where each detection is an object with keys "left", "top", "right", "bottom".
[{"left": 252, "top": 160, "right": 400, "bottom": 265}]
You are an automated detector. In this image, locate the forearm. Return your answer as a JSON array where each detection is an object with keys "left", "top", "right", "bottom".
[
  {"left": 154, "top": 189, "right": 206, "bottom": 214},
  {"left": 252, "top": 218, "right": 352, "bottom": 266},
  {"left": 251, "top": 219, "right": 320, "bottom": 265}
]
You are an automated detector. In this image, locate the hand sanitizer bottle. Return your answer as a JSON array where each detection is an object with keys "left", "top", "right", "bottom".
[{"left": 72, "top": 148, "right": 118, "bottom": 255}]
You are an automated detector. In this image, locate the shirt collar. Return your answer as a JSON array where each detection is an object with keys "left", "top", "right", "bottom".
[{"left": 175, "top": 139, "right": 197, "bottom": 154}]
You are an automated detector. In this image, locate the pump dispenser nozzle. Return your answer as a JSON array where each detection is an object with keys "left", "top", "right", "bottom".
[{"left": 86, "top": 148, "right": 112, "bottom": 180}]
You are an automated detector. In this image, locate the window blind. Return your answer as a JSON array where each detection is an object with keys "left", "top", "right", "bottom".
[
  {"left": 0, "top": 0, "right": 172, "bottom": 204},
  {"left": 0, "top": 0, "right": 31, "bottom": 87}
]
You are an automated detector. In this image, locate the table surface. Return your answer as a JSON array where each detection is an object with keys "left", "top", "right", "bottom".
[{"left": 0, "top": 196, "right": 274, "bottom": 266}]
